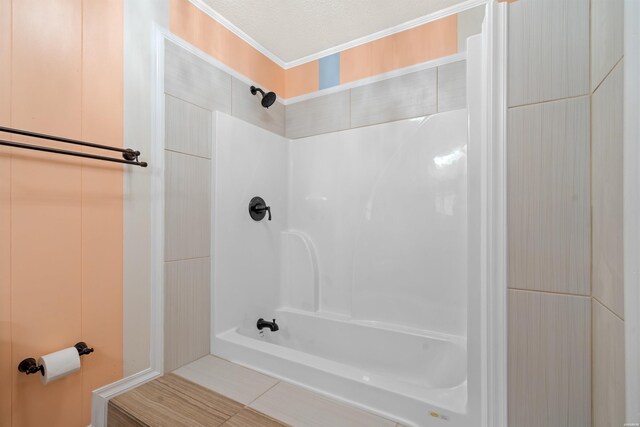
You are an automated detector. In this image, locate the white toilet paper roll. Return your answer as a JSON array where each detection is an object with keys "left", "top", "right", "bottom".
[{"left": 38, "top": 347, "right": 81, "bottom": 384}]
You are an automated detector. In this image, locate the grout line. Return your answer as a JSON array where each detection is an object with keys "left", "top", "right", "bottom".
[
  {"left": 507, "top": 93, "right": 591, "bottom": 110},
  {"left": 245, "top": 380, "right": 281, "bottom": 408},
  {"left": 165, "top": 92, "right": 218, "bottom": 114},
  {"left": 592, "top": 296, "right": 624, "bottom": 322},
  {"left": 591, "top": 56, "right": 624, "bottom": 95},
  {"left": 164, "top": 255, "right": 210, "bottom": 264},
  {"left": 589, "top": 2, "right": 594, "bottom": 411},
  {"left": 229, "top": 78, "right": 233, "bottom": 117},
  {"left": 436, "top": 66, "right": 439, "bottom": 112},
  {"left": 164, "top": 148, "right": 212, "bottom": 161},
  {"left": 283, "top": 99, "right": 287, "bottom": 137},
  {"left": 587, "top": 0, "right": 595, "bottom": 95},
  {"left": 173, "top": 360, "right": 287, "bottom": 424},
  {"left": 508, "top": 287, "right": 591, "bottom": 298},
  {"left": 591, "top": 294, "right": 594, "bottom": 425},
  {"left": 348, "top": 88, "right": 352, "bottom": 129}
]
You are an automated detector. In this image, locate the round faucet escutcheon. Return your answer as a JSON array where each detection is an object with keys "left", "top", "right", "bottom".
[{"left": 249, "top": 196, "right": 272, "bottom": 221}]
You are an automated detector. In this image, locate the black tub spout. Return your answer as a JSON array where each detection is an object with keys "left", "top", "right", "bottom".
[{"left": 257, "top": 318, "right": 279, "bottom": 331}]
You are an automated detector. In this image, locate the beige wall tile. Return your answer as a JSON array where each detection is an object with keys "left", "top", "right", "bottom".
[
  {"left": 350, "top": 68, "right": 437, "bottom": 128},
  {"left": 592, "top": 299, "right": 625, "bottom": 427},
  {"left": 437, "top": 60, "right": 466, "bottom": 112},
  {"left": 508, "top": 97, "right": 590, "bottom": 295},
  {"left": 591, "top": 0, "right": 624, "bottom": 90},
  {"left": 285, "top": 91, "right": 350, "bottom": 139},
  {"left": 231, "top": 78, "right": 285, "bottom": 136},
  {"left": 592, "top": 62, "right": 624, "bottom": 318},
  {"left": 165, "top": 94, "right": 212, "bottom": 158},
  {"left": 164, "top": 258, "right": 211, "bottom": 371},
  {"left": 249, "top": 382, "right": 396, "bottom": 427},
  {"left": 173, "top": 356, "right": 278, "bottom": 404},
  {"left": 508, "top": 290, "right": 591, "bottom": 427},
  {"left": 165, "top": 40, "right": 231, "bottom": 113},
  {"left": 508, "top": 0, "right": 589, "bottom": 106},
  {"left": 165, "top": 150, "right": 211, "bottom": 261}
]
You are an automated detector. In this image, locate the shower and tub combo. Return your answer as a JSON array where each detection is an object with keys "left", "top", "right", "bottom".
[{"left": 208, "top": 35, "right": 484, "bottom": 427}]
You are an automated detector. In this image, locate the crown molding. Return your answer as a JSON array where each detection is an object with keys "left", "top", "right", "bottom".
[
  {"left": 187, "top": 0, "right": 288, "bottom": 68},
  {"left": 187, "top": 0, "right": 488, "bottom": 69},
  {"left": 284, "top": 0, "right": 487, "bottom": 68}
]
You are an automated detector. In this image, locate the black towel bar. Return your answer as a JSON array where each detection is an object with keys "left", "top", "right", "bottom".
[{"left": 0, "top": 125, "right": 147, "bottom": 167}]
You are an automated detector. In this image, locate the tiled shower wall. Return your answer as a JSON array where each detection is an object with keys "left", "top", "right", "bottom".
[
  {"left": 163, "top": 37, "right": 467, "bottom": 371},
  {"left": 590, "top": 0, "right": 625, "bottom": 422},
  {"left": 163, "top": 40, "right": 285, "bottom": 372},
  {"left": 285, "top": 59, "right": 466, "bottom": 139},
  {"left": 507, "top": 0, "right": 625, "bottom": 425}
]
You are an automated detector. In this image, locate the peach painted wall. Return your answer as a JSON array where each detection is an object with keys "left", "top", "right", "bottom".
[
  {"left": 340, "top": 15, "right": 457, "bottom": 84},
  {"left": 0, "top": 1, "right": 124, "bottom": 426},
  {"left": 169, "top": 0, "right": 460, "bottom": 100},
  {"left": 285, "top": 61, "right": 320, "bottom": 99},
  {"left": 170, "top": 0, "right": 285, "bottom": 96}
]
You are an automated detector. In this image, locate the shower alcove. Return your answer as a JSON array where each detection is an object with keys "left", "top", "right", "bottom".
[{"left": 151, "top": 4, "right": 508, "bottom": 427}]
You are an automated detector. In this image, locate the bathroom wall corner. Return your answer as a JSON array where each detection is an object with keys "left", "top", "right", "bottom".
[{"left": 123, "top": 0, "right": 170, "bottom": 377}]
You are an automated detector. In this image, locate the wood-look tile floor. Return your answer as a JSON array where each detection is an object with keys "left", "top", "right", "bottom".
[
  {"left": 108, "top": 373, "right": 287, "bottom": 427},
  {"left": 172, "top": 356, "right": 399, "bottom": 427}
]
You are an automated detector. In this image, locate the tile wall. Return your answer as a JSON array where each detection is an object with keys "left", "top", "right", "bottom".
[
  {"left": 285, "top": 60, "right": 467, "bottom": 139},
  {"left": 590, "top": 0, "right": 625, "bottom": 422},
  {"left": 163, "top": 40, "right": 285, "bottom": 372},
  {"left": 506, "top": 0, "right": 625, "bottom": 425}
]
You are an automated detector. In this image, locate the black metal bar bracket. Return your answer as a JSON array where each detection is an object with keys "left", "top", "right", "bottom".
[
  {"left": 74, "top": 342, "right": 94, "bottom": 356},
  {"left": 0, "top": 125, "right": 148, "bottom": 167}
]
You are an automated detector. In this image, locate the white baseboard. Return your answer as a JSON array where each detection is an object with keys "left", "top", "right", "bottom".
[{"left": 91, "top": 368, "right": 161, "bottom": 427}]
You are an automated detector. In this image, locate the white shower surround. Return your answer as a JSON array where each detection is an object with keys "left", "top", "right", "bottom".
[
  {"left": 94, "top": 4, "right": 508, "bottom": 427},
  {"left": 212, "top": 104, "right": 472, "bottom": 426}
]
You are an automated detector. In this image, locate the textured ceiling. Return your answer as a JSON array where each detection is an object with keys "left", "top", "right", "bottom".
[{"left": 200, "top": 0, "right": 466, "bottom": 63}]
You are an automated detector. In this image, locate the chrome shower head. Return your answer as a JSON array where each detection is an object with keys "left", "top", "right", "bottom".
[{"left": 250, "top": 85, "right": 277, "bottom": 108}]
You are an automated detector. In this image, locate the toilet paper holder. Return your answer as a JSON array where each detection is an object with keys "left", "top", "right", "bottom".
[{"left": 17, "top": 342, "right": 94, "bottom": 376}]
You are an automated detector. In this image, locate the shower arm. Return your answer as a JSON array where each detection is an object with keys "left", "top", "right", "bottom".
[{"left": 250, "top": 86, "right": 266, "bottom": 97}]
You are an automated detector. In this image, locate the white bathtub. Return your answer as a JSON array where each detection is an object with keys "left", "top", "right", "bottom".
[
  {"left": 212, "top": 308, "right": 467, "bottom": 427},
  {"left": 212, "top": 108, "right": 473, "bottom": 426}
]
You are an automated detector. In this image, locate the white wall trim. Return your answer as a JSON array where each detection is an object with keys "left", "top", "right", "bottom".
[
  {"left": 624, "top": 0, "right": 640, "bottom": 422},
  {"left": 187, "top": 0, "right": 487, "bottom": 69},
  {"left": 90, "top": 368, "right": 161, "bottom": 427},
  {"left": 483, "top": 2, "right": 508, "bottom": 426},
  {"left": 150, "top": 23, "right": 167, "bottom": 376},
  {"left": 90, "top": 25, "right": 168, "bottom": 427}
]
